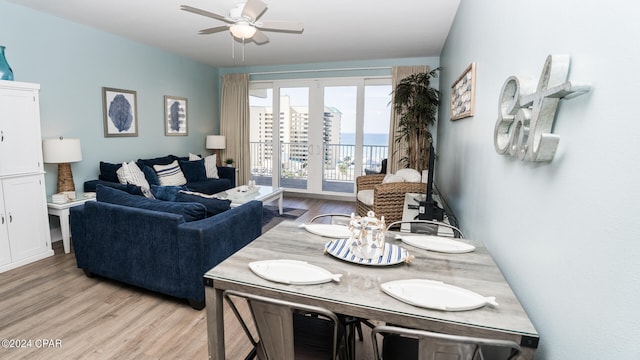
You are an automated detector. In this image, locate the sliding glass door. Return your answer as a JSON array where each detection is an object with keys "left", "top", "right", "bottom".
[
  {"left": 249, "top": 77, "right": 390, "bottom": 196},
  {"left": 278, "top": 86, "right": 310, "bottom": 189}
]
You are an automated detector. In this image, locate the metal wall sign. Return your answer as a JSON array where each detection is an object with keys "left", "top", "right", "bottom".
[{"left": 494, "top": 55, "right": 590, "bottom": 162}]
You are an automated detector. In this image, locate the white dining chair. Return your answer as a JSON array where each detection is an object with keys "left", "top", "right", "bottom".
[
  {"left": 223, "top": 289, "right": 351, "bottom": 360},
  {"left": 309, "top": 213, "right": 352, "bottom": 226},
  {"left": 309, "top": 212, "right": 376, "bottom": 348},
  {"left": 386, "top": 219, "right": 465, "bottom": 238},
  {"left": 371, "top": 325, "right": 521, "bottom": 360}
]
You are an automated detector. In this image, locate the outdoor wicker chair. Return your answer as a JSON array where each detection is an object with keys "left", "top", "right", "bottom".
[{"left": 355, "top": 174, "right": 426, "bottom": 225}]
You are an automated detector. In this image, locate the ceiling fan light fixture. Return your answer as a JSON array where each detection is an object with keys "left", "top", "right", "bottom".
[{"left": 229, "top": 21, "right": 256, "bottom": 39}]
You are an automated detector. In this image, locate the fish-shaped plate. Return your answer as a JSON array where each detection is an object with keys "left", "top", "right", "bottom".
[
  {"left": 249, "top": 259, "right": 342, "bottom": 285},
  {"left": 381, "top": 279, "right": 498, "bottom": 311},
  {"left": 395, "top": 234, "right": 475, "bottom": 253},
  {"left": 299, "top": 223, "right": 352, "bottom": 238},
  {"left": 324, "top": 239, "right": 412, "bottom": 266}
]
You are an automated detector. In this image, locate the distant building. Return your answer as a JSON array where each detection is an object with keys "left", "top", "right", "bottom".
[{"left": 250, "top": 96, "right": 342, "bottom": 171}]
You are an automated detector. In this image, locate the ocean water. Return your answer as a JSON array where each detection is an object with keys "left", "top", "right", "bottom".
[{"left": 339, "top": 133, "right": 388, "bottom": 146}]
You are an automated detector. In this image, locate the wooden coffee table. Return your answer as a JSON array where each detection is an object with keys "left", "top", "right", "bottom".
[{"left": 216, "top": 185, "right": 284, "bottom": 214}]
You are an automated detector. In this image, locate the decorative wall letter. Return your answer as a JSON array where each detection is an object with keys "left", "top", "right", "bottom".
[{"left": 494, "top": 55, "right": 590, "bottom": 162}]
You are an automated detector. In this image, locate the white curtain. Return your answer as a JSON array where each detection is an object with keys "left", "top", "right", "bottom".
[
  {"left": 388, "top": 65, "right": 429, "bottom": 174},
  {"left": 220, "top": 73, "right": 250, "bottom": 185}
]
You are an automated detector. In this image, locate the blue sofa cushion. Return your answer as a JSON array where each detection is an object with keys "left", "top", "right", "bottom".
[
  {"left": 143, "top": 166, "right": 160, "bottom": 186},
  {"left": 84, "top": 180, "right": 144, "bottom": 196},
  {"left": 150, "top": 185, "right": 189, "bottom": 201},
  {"left": 179, "top": 159, "right": 207, "bottom": 182},
  {"left": 99, "top": 161, "right": 123, "bottom": 183},
  {"left": 186, "top": 179, "right": 232, "bottom": 194},
  {"left": 136, "top": 155, "right": 175, "bottom": 171},
  {"left": 176, "top": 192, "right": 231, "bottom": 217},
  {"left": 96, "top": 184, "right": 206, "bottom": 222}
]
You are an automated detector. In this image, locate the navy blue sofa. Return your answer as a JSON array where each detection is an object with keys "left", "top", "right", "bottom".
[
  {"left": 84, "top": 154, "right": 236, "bottom": 195},
  {"left": 70, "top": 186, "right": 262, "bottom": 309}
]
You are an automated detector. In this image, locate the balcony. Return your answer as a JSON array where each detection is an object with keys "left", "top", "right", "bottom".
[{"left": 250, "top": 141, "right": 387, "bottom": 193}]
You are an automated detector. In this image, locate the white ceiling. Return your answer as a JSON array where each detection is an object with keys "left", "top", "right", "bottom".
[{"left": 7, "top": 0, "right": 460, "bottom": 68}]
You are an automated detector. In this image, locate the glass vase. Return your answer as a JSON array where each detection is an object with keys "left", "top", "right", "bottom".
[{"left": 0, "top": 45, "right": 14, "bottom": 81}]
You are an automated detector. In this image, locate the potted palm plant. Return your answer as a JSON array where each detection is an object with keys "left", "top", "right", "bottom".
[{"left": 392, "top": 68, "right": 440, "bottom": 172}]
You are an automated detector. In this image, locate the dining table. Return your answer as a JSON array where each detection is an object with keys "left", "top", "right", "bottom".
[{"left": 203, "top": 220, "right": 539, "bottom": 359}]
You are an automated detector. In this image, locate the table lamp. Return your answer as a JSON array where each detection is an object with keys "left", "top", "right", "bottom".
[
  {"left": 206, "top": 135, "right": 225, "bottom": 167},
  {"left": 43, "top": 137, "right": 82, "bottom": 193}
]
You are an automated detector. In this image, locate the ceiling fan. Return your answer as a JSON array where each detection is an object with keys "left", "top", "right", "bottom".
[{"left": 181, "top": 0, "right": 304, "bottom": 45}]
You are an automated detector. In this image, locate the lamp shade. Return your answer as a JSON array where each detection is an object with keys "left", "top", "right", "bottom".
[
  {"left": 43, "top": 137, "right": 82, "bottom": 163},
  {"left": 206, "top": 135, "right": 226, "bottom": 150}
]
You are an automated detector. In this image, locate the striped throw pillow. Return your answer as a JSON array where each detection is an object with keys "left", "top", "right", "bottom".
[
  {"left": 116, "top": 161, "right": 153, "bottom": 198},
  {"left": 153, "top": 160, "right": 187, "bottom": 186},
  {"left": 204, "top": 154, "right": 219, "bottom": 179}
]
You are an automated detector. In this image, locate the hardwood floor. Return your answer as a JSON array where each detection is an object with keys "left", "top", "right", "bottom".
[{"left": 0, "top": 196, "right": 373, "bottom": 360}]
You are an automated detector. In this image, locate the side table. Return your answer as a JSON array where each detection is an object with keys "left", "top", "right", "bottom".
[{"left": 47, "top": 193, "right": 96, "bottom": 254}]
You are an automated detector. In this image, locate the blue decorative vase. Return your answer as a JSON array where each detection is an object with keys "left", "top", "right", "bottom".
[{"left": 0, "top": 46, "right": 14, "bottom": 81}]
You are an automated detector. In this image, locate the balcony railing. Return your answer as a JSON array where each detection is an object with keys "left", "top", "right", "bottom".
[{"left": 249, "top": 141, "right": 388, "bottom": 191}]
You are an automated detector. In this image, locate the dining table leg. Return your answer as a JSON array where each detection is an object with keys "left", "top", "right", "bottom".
[
  {"left": 518, "top": 346, "right": 536, "bottom": 360},
  {"left": 205, "top": 285, "right": 225, "bottom": 359}
]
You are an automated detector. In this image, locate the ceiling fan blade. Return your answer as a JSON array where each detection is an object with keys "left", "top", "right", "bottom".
[
  {"left": 180, "top": 5, "right": 232, "bottom": 23},
  {"left": 256, "top": 20, "right": 304, "bottom": 33},
  {"left": 242, "top": 0, "right": 268, "bottom": 22},
  {"left": 252, "top": 29, "right": 270, "bottom": 45},
  {"left": 198, "top": 25, "right": 229, "bottom": 35}
]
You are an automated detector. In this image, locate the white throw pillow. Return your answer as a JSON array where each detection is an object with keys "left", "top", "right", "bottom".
[
  {"left": 153, "top": 160, "right": 188, "bottom": 186},
  {"left": 117, "top": 161, "right": 153, "bottom": 198},
  {"left": 116, "top": 166, "right": 128, "bottom": 184},
  {"left": 188, "top": 152, "right": 201, "bottom": 161},
  {"left": 395, "top": 168, "right": 422, "bottom": 183},
  {"left": 204, "top": 154, "right": 219, "bottom": 179},
  {"left": 382, "top": 173, "right": 404, "bottom": 183}
]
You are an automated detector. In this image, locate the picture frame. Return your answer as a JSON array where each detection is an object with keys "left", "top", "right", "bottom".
[
  {"left": 450, "top": 62, "right": 476, "bottom": 121},
  {"left": 164, "top": 95, "right": 188, "bottom": 136},
  {"left": 103, "top": 87, "right": 138, "bottom": 137}
]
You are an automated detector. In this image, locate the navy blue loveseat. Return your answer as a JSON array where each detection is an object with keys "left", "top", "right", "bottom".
[
  {"left": 70, "top": 185, "right": 262, "bottom": 309},
  {"left": 84, "top": 154, "right": 235, "bottom": 195}
]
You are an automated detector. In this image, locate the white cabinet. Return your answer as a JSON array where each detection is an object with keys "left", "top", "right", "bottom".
[
  {"left": 0, "top": 175, "right": 52, "bottom": 270},
  {"left": 0, "top": 184, "right": 11, "bottom": 267},
  {"left": 0, "top": 80, "right": 53, "bottom": 273},
  {"left": 0, "top": 81, "right": 44, "bottom": 176}
]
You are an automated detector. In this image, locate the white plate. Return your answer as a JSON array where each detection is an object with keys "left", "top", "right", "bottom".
[
  {"left": 249, "top": 259, "right": 342, "bottom": 285},
  {"left": 325, "top": 239, "right": 411, "bottom": 266},
  {"left": 381, "top": 279, "right": 498, "bottom": 311},
  {"left": 395, "top": 234, "right": 475, "bottom": 253},
  {"left": 299, "top": 223, "right": 352, "bottom": 238}
]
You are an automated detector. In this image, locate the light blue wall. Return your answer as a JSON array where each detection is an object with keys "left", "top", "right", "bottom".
[
  {"left": 0, "top": 0, "right": 220, "bottom": 196},
  {"left": 438, "top": 0, "right": 640, "bottom": 358}
]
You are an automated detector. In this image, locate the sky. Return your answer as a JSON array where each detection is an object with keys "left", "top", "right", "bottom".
[{"left": 250, "top": 85, "right": 391, "bottom": 134}]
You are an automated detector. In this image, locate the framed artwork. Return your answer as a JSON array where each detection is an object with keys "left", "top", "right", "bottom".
[
  {"left": 450, "top": 62, "right": 476, "bottom": 121},
  {"left": 164, "top": 95, "right": 188, "bottom": 136},
  {"left": 103, "top": 87, "right": 138, "bottom": 137}
]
